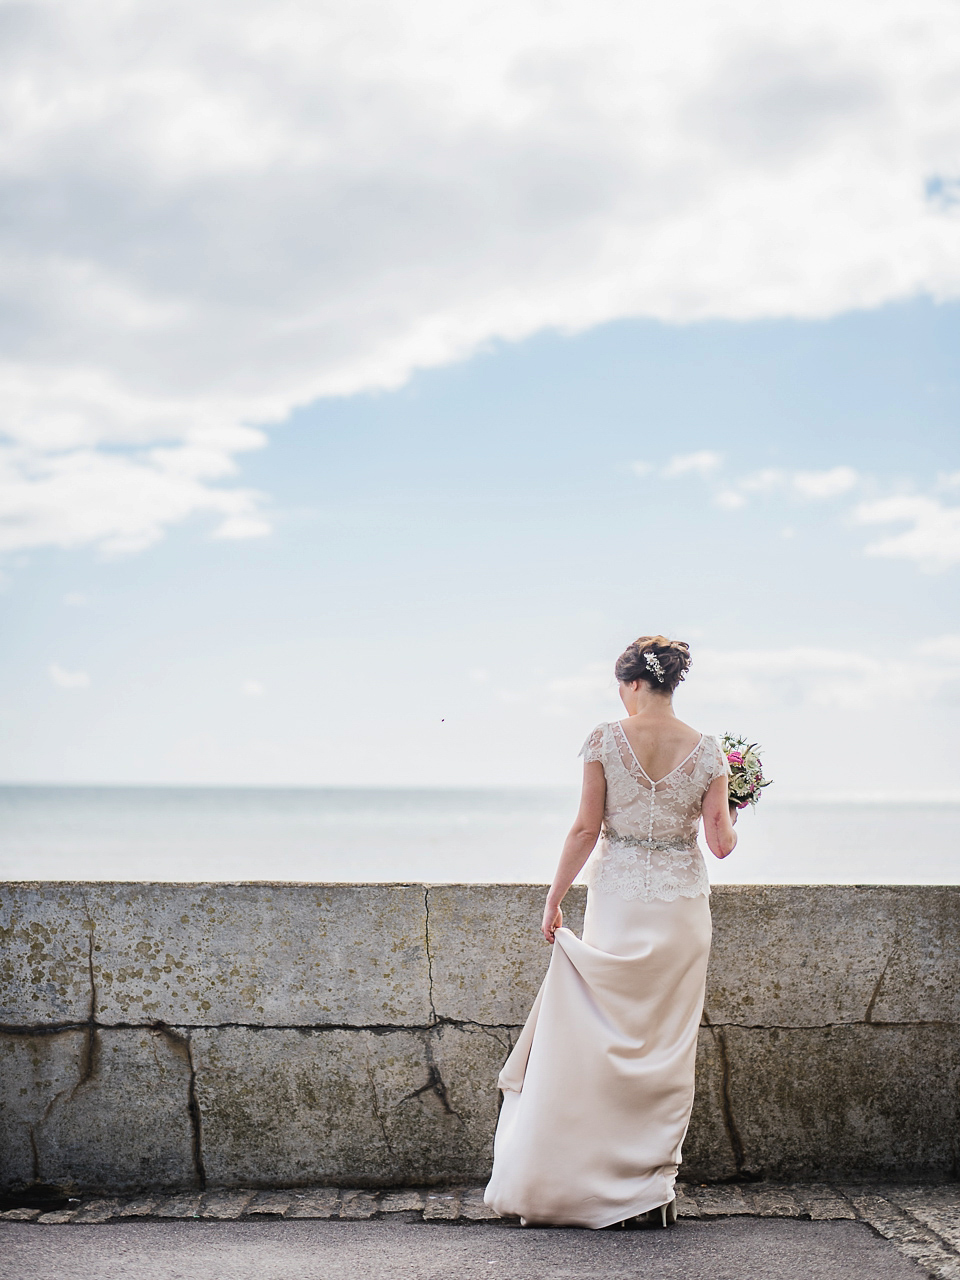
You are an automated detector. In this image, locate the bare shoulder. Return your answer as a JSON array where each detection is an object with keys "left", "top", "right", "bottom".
[
  {"left": 676, "top": 722, "right": 706, "bottom": 751},
  {"left": 656, "top": 717, "right": 704, "bottom": 747},
  {"left": 619, "top": 716, "right": 703, "bottom": 752},
  {"left": 673, "top": 717, "right": 703, "bottom": 740}
]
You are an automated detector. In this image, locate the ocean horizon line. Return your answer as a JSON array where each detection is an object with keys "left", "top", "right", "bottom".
[{"left": 1, "top": 781, "right": 959, "bottom": 806}]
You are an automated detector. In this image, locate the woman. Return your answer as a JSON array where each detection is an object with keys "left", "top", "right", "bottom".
[{"left": 484, "top": 635, "right": 737, "bottom": 1229}]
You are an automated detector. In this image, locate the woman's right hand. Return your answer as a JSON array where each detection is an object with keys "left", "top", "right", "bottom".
[{"left": 541, "top": 901, "right": 563, "bottom": 944}]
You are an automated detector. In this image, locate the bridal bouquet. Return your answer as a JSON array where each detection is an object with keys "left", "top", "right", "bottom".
[{"left": 721, "top": 734, "right": 772, "bottom": 809}]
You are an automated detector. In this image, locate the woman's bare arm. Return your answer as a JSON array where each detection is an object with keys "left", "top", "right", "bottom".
[
  {"left": 541, "top": 761, "right": 606, "bottom": 942},
  {"left": 701, "top": 775, "right": 738, "bottom": 859}
]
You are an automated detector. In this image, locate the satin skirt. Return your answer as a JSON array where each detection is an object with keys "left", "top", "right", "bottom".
[{"left": 483, "top": 890, "right": 712, "bottom": 1229}]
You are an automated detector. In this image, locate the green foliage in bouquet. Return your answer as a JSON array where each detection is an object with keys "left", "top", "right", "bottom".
[{"left": 720, "top": 733, "right": 773, "bottom": 810}]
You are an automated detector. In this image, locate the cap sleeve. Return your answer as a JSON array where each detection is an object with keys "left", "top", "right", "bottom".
[
  {"left": 578, "top": 723, "right": 605, "bottom": 764},
  {"left": 705, "top": 735, "right": 731, "bottom": 781}
]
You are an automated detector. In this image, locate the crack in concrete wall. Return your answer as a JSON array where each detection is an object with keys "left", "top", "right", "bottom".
[
  {"left": 5, "top": 1014, "right": 954, "bottom": 1037},
  {"left": 423, "top": 887, "right": 437, "bottom": 1025},
  {"left": 26, "top": 934, "right": 103, "bottom": 1187},
  {"left": 27, "top": 1124, "right": 39, "bottom": 1184},
  {"left": 397, "top": 1063, "right": 460, "bottom": 1119},
  {"left": 418, "top": 1035, "right": 463, "bottom": 1123},
  {"left": 701, "top": 1011, "right": 747, "bottom": 1178},
  {"left": 77, "top": 943, "right": 98, "bottom": 1095},
  {"left": 364, "top": 1057, "right": 397, "bottom": 1159},
  {"left": 1, "top": 1017, "right": 529, "bottom": 1035},
  {"left": 149, "top": 1024, "right": 207, "bottom": 1190},
  {"left": 864, "top": 945, "right": 898, "bottom": 1024}
]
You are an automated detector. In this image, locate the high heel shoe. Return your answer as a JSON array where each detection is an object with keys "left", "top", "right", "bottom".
[
  {"left": 609, "top": 1195, "right": 677, "bottom": 1230},
  {"left": 651, "top": 1195, "right": 677, "bottom": 1228}
]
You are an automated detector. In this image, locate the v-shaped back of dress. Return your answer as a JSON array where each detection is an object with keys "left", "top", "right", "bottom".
[
  {"left": 611, "top": 721, "right": 705, "bottom": 787},
  {"left": 578, "top": 721, "right": 729, "bottom": 902}
]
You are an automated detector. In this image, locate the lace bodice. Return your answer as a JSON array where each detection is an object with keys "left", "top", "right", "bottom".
[{"left": 578, "top": 721, "right": 730, "bottom": 902}]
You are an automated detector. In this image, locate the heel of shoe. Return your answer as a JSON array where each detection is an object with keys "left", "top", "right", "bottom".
[
  {"left": 654, "top": 1196, "right": 677, "bottom": 1228},
  {"left": 615, "top": 1195, "right": 678, "bottom": 1231}
]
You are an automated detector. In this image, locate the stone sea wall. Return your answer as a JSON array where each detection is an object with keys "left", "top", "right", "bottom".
[{"left": 1, "top": 883, "right": 958, "bottom": 1195}]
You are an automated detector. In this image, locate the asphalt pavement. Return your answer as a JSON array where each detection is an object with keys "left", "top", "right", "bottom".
[{"left": 0, "top": 1216, "right": 932, "bottom": 1280}]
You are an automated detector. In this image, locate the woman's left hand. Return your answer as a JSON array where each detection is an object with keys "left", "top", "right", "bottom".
[{"left": 541, "top": 901, "right": 563, "bottom": 943}]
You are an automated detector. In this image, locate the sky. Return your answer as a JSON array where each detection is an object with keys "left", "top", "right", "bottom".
[{"left": 1, "top": 0, "right": 959, "bottom": 793}]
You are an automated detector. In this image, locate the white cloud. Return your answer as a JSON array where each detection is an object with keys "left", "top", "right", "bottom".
[
  {"left": 714, "top": 465, "right": 862, "bottom": 506},
  {"left": 215, "top": 515, "right": 272, "bottom": 541},
  {"left": 715, "top": 489, "right": 748, "bottom": 510},
  {"left": 664, "top": 451, "right": 725, "bottom": 477},
  {"left": 854, "top": 495, "right": 960, "bottom": 571},
  {"left": 49, "top": 663, "right": 91, "bottom": 689},
  {"left": 694, "top": 639, "right": 960, "bottom": 709},
  {"left": 917, "top": 634, "right": 960, "bottom": 661},
  {"left": 534, "top": 635, "right": 960, "bottom": 721},
  {"left": 738, "top": 469, "right": 786, "bottom": 494},
  {"left": 638, "top": 457, "right": 960, "bottom": 573},
  {"left": 1, "top": 1, "right": 959, "bottom": 553},
  {"left": 791, "top": 466, "right": 860, "bottom": 499},
  {"left": 0, "top": 442, "right": 270, "bottom": 554},
  {"left": 639, "top": 461, "right": 864, "bottom": 507},
  {"left": 63, "top": 592, "right": 87, "bottom": 606},
  {"left": 241, "top": 680, "right": 265, "bottom": 696}
]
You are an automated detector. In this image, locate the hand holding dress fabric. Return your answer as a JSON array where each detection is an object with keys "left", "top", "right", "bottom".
[{"left": 541, "top": 902, "right": 563, "bottom": 944}]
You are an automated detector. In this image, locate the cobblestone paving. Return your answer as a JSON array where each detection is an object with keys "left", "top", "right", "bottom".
[{"left": 3, "top": 1182, "right": 958, "bottom": 1279}]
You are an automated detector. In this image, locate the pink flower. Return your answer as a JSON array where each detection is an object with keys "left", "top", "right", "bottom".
[{"left": 727, "top": 751, "right": 744, "bottom": 765}]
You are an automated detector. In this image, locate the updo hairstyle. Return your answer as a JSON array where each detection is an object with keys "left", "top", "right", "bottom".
[{"left": 614, "top": 635, "right": 692, "bottom": 695}]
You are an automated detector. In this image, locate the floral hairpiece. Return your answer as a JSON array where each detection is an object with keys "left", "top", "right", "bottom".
[{"left": 644, "top": 651, "right": 665, "bottom": 683}]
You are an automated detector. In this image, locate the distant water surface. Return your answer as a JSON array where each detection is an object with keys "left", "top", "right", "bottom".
[{"left": 0, "top": 786, "right": 957, "bottom": 884}]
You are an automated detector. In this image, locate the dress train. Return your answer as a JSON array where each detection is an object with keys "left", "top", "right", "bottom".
[{"left": 483, "top": 891, "right": 711, "bottom": 1229}]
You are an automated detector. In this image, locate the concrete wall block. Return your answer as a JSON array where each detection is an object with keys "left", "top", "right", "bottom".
[
  {"left": 0, "top": 886, "right": 97, "bottom": 1024},
  {"left": 192, "top": 1026, "right": 400, "bottom": 1187},
  {"left": 427, "top": 884, "right": 586, "bottom": 1024},
  {"left": 193, "top": 1024, "right": 510, "bottom": 1187},
  {"left": 705, "top": 886, "right": 960, "bottom": 1027},
  {"left": 721, "top": 1023, "right": 960, "bottom": 1179},
  {"left": 860, "top": 887, "right": 960, "bottom": 1024},
  {"left": 425, "top": 1022, "right": 515, "bottom": 1179},
  {"left": 0, "top": 1030, "right": 87, "bottom": 1188},
  {"left": 2, "top": 1027, "right": 197, "bottom": 1194},
  {"left": 3, "top": 883, "right": 432, "bottom": 1027}
]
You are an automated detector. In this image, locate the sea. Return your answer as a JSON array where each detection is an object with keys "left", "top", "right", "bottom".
[{"left": 0, "top": 786, "right": 957, "bottom": 884}]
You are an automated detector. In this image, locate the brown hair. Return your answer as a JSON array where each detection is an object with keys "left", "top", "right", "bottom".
[{"left": 614, "top": 634, "right": 692, "bottom": 695}]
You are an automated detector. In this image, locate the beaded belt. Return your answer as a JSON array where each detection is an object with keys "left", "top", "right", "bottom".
[{"left": 603, "top": 829, "right": 698, "bottom": 853}]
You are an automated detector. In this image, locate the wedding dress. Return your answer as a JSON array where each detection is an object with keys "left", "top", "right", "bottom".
[{"left": 483, "top": 721, "right": 730, "bottom": 1229}]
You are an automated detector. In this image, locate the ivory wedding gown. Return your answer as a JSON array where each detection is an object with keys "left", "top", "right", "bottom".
[{"left": 484, "top": 721, "right": 730, "bottom": 1229}]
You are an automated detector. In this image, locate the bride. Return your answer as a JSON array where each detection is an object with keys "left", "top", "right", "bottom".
[{"left": 484, "top": 635, "right": 737, "bottom": 1229}]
